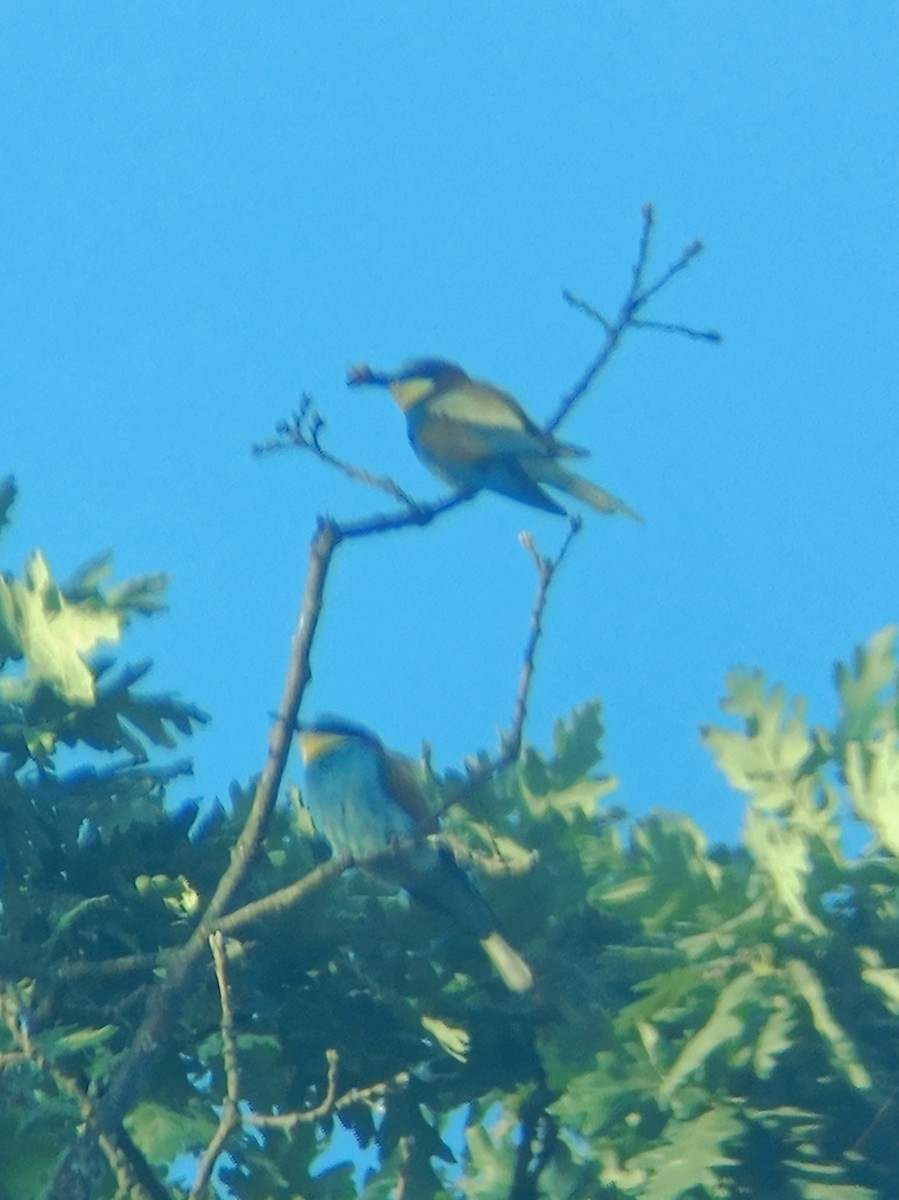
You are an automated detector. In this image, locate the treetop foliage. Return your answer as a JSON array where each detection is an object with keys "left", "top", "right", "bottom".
[{"left": 2, "top": 467, "right": 899, "bottom": 1198}]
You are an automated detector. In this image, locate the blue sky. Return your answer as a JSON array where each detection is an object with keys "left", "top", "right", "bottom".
[{"left": 2, "top": 4, "right": 897, "bottom": 844}]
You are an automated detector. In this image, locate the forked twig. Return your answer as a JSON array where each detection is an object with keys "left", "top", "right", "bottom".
[{"left": 547, "top": 204, "right": 719, "bottom": 433}]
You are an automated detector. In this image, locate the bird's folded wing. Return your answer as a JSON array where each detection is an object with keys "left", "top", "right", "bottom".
[
  {"left": 426, "top": 383, "right": 538, "bottom": 433},
  {"left": 422, "top": 385, "right": 588, "bottom": 459},
  {"left": 414, "top": 411, "right": 556, "bottom": 463},
  {"left": 379, "top": 751, "right": 439, "bottom": 835}
]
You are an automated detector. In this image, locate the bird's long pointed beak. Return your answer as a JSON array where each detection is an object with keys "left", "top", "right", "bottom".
[{"left": 347, "top": 362, "right": 392, "bottom": 388}]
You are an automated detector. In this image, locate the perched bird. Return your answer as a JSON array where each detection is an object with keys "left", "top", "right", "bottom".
[
  {"left": 297, "top": 719, "right": 534, "bottom": 992},
  {"left": 347, "top": 358, "right": 641, "bottom": 520}
]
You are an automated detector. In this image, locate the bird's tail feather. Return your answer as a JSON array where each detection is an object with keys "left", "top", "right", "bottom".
[
  {"left": 539, "top": 462, "right": 643, "bottom": 521},
  {"left": 480, "top": 931, "right": 534, "bottom": 992}
]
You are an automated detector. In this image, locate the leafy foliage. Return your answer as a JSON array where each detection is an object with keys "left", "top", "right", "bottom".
[{"left": 1, "top": 483, "right": 898, "bottom": 1199}]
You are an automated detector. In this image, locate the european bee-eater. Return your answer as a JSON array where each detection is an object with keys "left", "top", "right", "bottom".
[
  {"left": 298, "top": 719, "right": 534, "bottom": 992},
  {"left": 348, "top": 358, "right": 641, "bottom": 520}
]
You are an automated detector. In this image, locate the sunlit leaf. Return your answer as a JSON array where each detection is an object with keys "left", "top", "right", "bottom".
[
  {"left": 834, "top": 626, "right": 898, "bottom": 743},
  {"left": 844, "top": 738, "right": 899, "bottom": 857},
  {"left": 627, "top": 1104, "right": 740, "bottom": 1200},
  {"left": 659, "top": 971, "right": 757, "bottom": 1099},
  {"left": 785, "top": 958, "right": 871, "bottom": 1089}
]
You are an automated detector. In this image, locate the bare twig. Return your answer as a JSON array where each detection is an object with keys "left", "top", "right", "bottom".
[
  {"left": 253, "top": 395, "right": 417, "bottom": 506},
  {"left": 546, "top": 204, "right": 716, "bottom": 433},
  {"left": 257, "top": 393, "right": 478, "bottom": 535},
  {"left": 189, "top": 933, "right": 241, "bottom": 1200},
  {"left": 632, "top": 317, "right": 723, "bottom": 342},
  {"left": 561, "top": 291, "right": 612, "bottom": 331},
  {"left": 851, "top": 1086, "right": 899, "bottom": 1153},
  {"left": 434, "top": 517, "right": 583, "bottom": 817},
  {"left": 193, "top": 928, "right": 407, "bottom": 1185},
  {"left": 499, "top": 517, "right": 584, "bottom": 765},
  {"left": 246, "top": 1058, "right": 408, "bottom": 1130},
  {"left": 244, "top": 1050, "right": 340, "bottom": 1130}
]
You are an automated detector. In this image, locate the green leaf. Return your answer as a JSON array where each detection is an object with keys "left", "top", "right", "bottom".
[
  {"left": 124, "top": 1100, "right": 217, "bottom": 1167},
  {"left": 753, "top": 995, "right": 796, "bottom": 1078},
  {"left": 857, "top": 946, "right": 899, "bottom": 1014},
  {"left": 659, "top": 970, "right": 757, "bottom": 1100},
  {"left": 703, "top": 670, "right": 813, "bottom": 805},
  {"left": 834, "top": 626, "right": 898, "bottom": 743},
  {"left": 2, "top": 551, "right": 121, "bottom": 705},
  {"left": 54, "top": 1024, "right": 118, "bottom": 1054},
  {"left": 743, "top": 804, "right": 825, "bottom": 932},
  {"left": 626, "top": 1104, "right": 740, "bottom": 1200},
  {"left": 551, "top": 700, "right": 606, "bottom": 783},
  {"left": 844, "top": 738, "right": 899, "bottom": 857},
  {"left": 785, "top": 958, "right": 871, "bottom": 1089}
]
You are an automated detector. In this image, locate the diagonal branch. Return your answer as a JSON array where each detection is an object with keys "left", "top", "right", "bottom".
[{"left": 45, "top": 517, "right": 342, "bottom": 1200}]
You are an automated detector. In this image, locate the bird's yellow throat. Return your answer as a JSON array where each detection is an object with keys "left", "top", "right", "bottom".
[
  {"left": 388, "top": 377, "right": 435, "bottom": 412},
  {"left": 297, "top": 731, "right": 345, "bottom": 765}
]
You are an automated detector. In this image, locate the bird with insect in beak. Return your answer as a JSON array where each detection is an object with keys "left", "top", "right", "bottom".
[
  {"left": 297, "top": 719, "right": 534, "bottom": 993},
  {"left": 347, "top": 358, "right": 641, "bottom": 520}
]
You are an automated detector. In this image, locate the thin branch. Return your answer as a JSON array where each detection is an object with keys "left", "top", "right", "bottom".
[
  {"left": 337, "top": 489, "right": 473, "bottom": 540},
  {"left": 394, "top": 1135, "right": 414, "bottom": 1200},
  {"left": 434, "top": 517, "right": 584, "bottom": 818},
  {"left": 631, "top": 317, "right": 723, "bottom": 342},
  {"left": 635, "top": 236, "right": 703, "bottom": 309},
  {"left": 246, "top": 1059, "right": 408, "bottom": 1130},
  {"left": 57, "top": 953, "right": 161, "bottom": 981},
  {"left": 214, "top": 855, "right": 348, "bottom": 936},
  {"left": 331, "top": 1068, "right": 410, "bottom": 1114},
  {"left": 253, "top": 395, "right": 417, "bottom": 506},
  {"left": 244, "top": 1050, "right": 339, "bottom": 1130},
  {"left": 851, "top": 1086, "right": 899, "bottom": 1153},
  {"left": 189, "top": 933, "right": 241, "bottom": 1200},
  {"left": 193, "top": 926, "right": 406, "bottom": 1190},
  {"left": 499, "top": 517, "right": 583, "bottom": 765},
  {"left": 257, "top": 395, "right": 479, "bottom": 535},
  {"left": 560, "top": 290, "right": 612, "bottom": 331}
]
